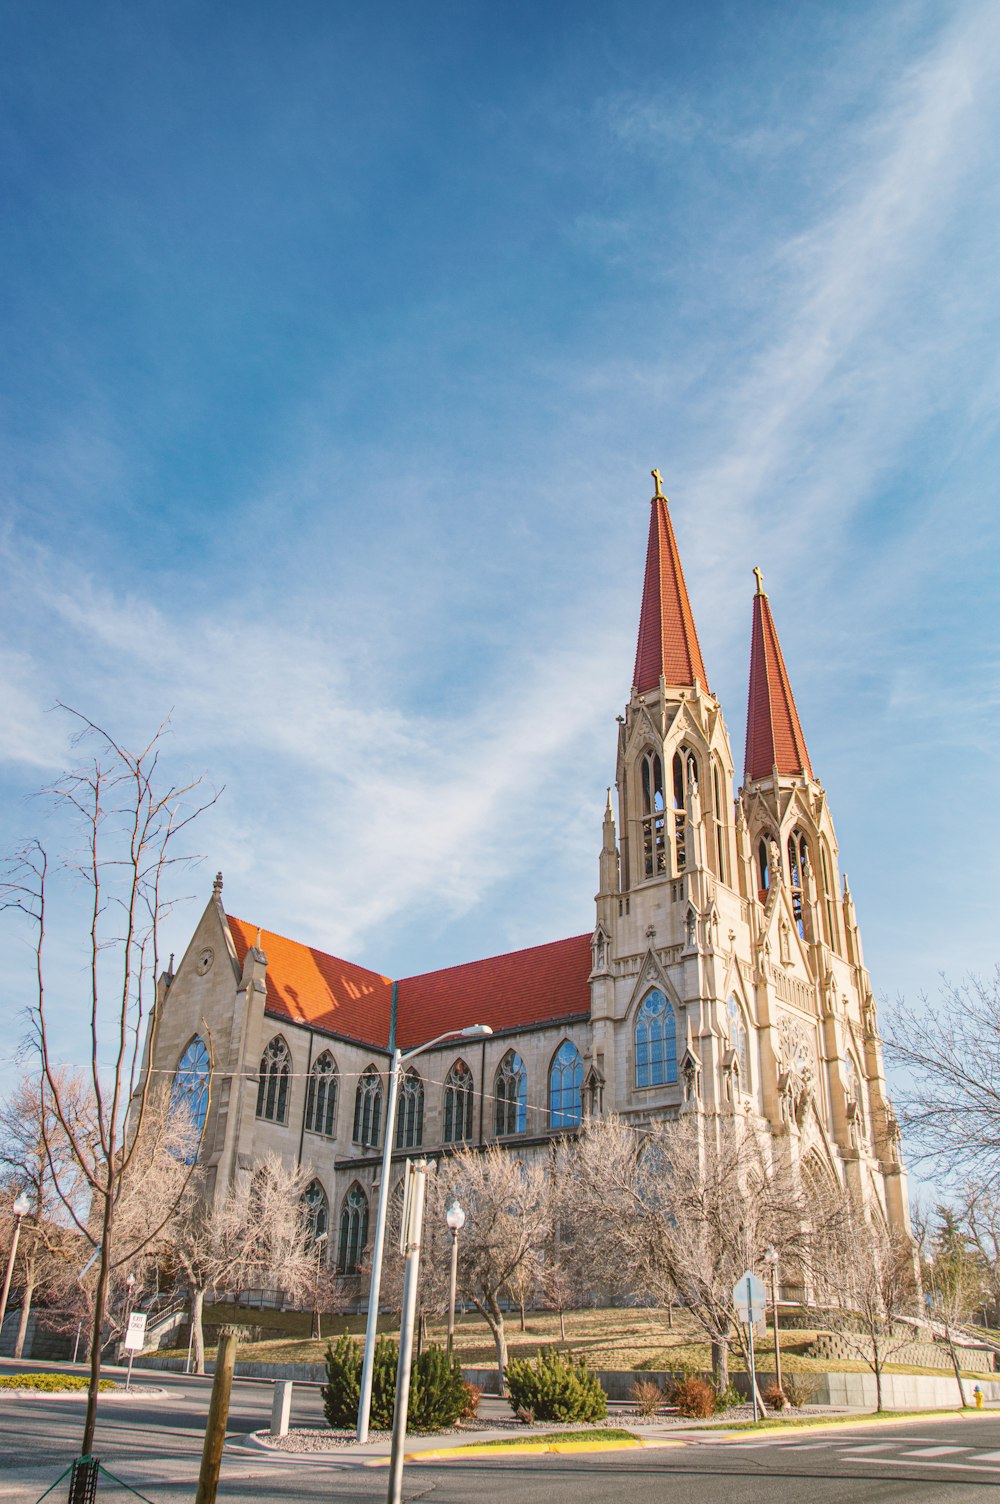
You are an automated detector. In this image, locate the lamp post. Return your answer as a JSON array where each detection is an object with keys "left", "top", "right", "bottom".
[
  {"left": 764, "top": 1245, "right": 782, "bottom": 1394},
  {"left": 356, "top": 1023, "right": 492, "bottom": 1443},
  {"left": 0, "top": 1193, "right": 31, "bottom": 1334},
  {"left": 445, "top": 1201, "right": 466, "bottom": 1357},
  {"left": 311, "top": 1231, "right": 329, "bottom": 1340}
]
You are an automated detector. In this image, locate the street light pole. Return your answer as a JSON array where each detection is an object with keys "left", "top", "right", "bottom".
[
  {"left": 445, "top": 1201, "right": 466, "bottom": 1357},
  {"left": 356, "top": 1023, "right": 492, "bottom": 1444},
  {"left": 0, "top": 1193, "right": 31, "bottom": 1335},
  {"left": 764, "top": 1245, "right": 782, "bottom": 1394}
]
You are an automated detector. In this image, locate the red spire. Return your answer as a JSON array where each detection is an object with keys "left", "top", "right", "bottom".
[
  {"left": 632, "top": 473, "right": 710, "bottom": 693},
  {"left": 744, "top": 570, "right": 813, "bottom": 783}
]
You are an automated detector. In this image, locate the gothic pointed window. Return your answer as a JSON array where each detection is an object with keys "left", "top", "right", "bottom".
[
  {"left": 758, "top": 836, "right": 771, "bottom": 897},
  {"left": 353, "top": 1065, "right": 383, "bottom": 1147},
  {"left": 395, "top": 1067, "right": 424, "bottom": 1149},
  {"left": 443, "top": 1060, "right": 474, "bottom": 1143},
  {"left": 821, "top": 844, "right": 839, "bottom": 952},
  {"left": 727, "top": 995, "right": 750, "bottom": 1085},
  {"left": 634, "top": 988, "right": 678, "bottom": 1088},
  {"left": 672, "top": 746, "right": 699, "bottom": 872},
  {"left": 640, "top": 749, "right": 667, "bottom": 878},
  {"left": 305, "top": 1051, "right": 339, "bottom": 1138},
  {"left": 712, "top": 759, "right": 728, "bottom": 882},
  {"left": 494, "top": 1051, "right": 527, "bottom": 1137},
  {"left": 301, "top": 1179, "right": 329, "bottom": 1246},
  {"left": 256, "top": 1036, "right": 291, "bottom": 1123},
  {"left": 787, "top": 829, "right": 810, "bottom": 939},
  {"left": 172, "top": 1036, "right": 211, "bottom": 1151},
  {"left": 549, "top": 1041, "right": 583, "bottom": 1129},
  {"left": 337, "top": 1183, "right": 369, "bottom": 1274}
]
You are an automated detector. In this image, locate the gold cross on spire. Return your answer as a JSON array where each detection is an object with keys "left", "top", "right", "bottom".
[
  {"left": 651, "top": 468, "right": 665, "bottom": 498},
  {"left": 753, "top": 565, "right": 765, "bottom": 596}
]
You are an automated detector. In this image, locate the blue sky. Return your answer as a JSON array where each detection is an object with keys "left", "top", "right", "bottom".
[{"left": 1, "top": 0, "right": 998, "bottom": 1089}]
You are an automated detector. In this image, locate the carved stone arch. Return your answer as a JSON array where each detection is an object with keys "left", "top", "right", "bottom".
[
  {"left": 589, "top": 923, "right": 611, "bottom": 977},
  {"left": 622, "top": 947, "right": 683, "bottom": 1021},
  {"left": 623, "top": 703, "right": 664, "bottom": 760},
  {"left": 665, "top": 699, "right": 711, "bottom": 757}
]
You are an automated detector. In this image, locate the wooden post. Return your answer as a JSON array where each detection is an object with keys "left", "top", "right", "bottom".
[{"left": 194, "top": 1326, "right": 238, "bottom": 1504}]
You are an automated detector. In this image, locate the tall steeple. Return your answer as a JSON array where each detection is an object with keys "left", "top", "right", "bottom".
[
  {"left": 632, "top": 470, "right": 710, "bottom": 694},
  {"left": 744, "top": 568, "right": 813, "bottom": 783}
]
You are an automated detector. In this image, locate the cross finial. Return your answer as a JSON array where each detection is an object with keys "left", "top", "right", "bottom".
[
  {"left": 651, "top": 468, "right": 665, "bottom": 499},
  {"left": 213, "top": 870, "right": 224, "bottom": 895},
  {"left": 753, "top": 565, "right": 765, "bottom": 596}
]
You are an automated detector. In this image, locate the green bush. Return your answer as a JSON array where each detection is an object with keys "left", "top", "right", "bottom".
[
  {"left": 408, "top": 1346, "right": 467, "bottom": 1431},
  {"left": 505, "top": 1347, "right": 607, "bottom": 1423},
  {"left": 321, "top": 1334, "right": 465, "bottom": 1432},
  {"left": 0, "top": 1374, "right": 115, "bottom": 1392},
  {"left": 321, "top": 1333, "right": 362, "bottom": 1428}
]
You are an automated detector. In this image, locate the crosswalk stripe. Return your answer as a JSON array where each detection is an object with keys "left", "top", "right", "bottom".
[{"left": 900, "top": 1446, "right": 969, "bottom": 1457}]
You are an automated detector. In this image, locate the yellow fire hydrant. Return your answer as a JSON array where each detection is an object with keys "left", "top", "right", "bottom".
[{"left": 973, "top": 1385, "right": 984, "bottom": 1410}]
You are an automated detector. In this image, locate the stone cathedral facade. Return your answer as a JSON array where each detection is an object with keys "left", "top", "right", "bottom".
[{"left": 142, "top": 475, "right": 909, "bottom": 1279}]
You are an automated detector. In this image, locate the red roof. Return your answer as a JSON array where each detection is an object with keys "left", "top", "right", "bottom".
[
  {"left": 744, "top": 585, "right": 814, "bottom": 783},
  {"left": 394, "top": 933, "right": 592, "bottom": 1049},
  {"left": 227, "top": 916, "right": 591, "bottom": 1052},
  {"left": 228, "top": 916, "right": 394, "bottom": 1048},
  {"left": 633, "top": 492, "right": 710, "bottom": 694}
]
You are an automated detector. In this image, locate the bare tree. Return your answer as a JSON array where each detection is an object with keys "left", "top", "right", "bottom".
[
  {"left": 884, "top": 973, "right": 1000, "bottom": 1185},
  {"left": 563, "top": 1114, "right": 828, "bottom": 1399},
  {"left": 921, "top": 1204, "right": 989, "bottom": 1405},
  {"left": 963, "top": 1187, "right": 1000, "bottom": 1328},
  {"left": 0, "top": 714, "right": 216, "bottom": 1449},
  {"left": 433, "top": 1146, "right": 550, "bottom": 1393},
  {"left": 0, "top": 1069, "right": 91, "bottom": 1358},
  {"left": 821, "top": 1199, "right": 919, "bottom": 1412},
  {"left": 171, "top": 1155, "right": 316, "bottom": 1373}
]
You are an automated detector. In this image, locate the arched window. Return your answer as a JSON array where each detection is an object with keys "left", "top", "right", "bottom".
[
  {"left": 821, "top": 845, "right": 839, "bottom": 951},
  {"left": 640, "top": 748, "right": 667, "bottom": 878},
  {"left": 634, "top": 989, "right": 677, "bottom": 1088},
  {"left": 443, "top": 1060, "right": 474, "bottom": 1144},
  {"left": 672, "top": 746, "right": 699, "bottom": 872},
  {"left": 171, "top": 1036, "right": 211, "bottom": 1146},
  {"left": 305, "top": 1051, "right": 339, "bottom": 1138},
  {"left": 712, "top": 759, "right": 728, "bottom": 882},
  {"left": 337, "top": 1183, "right": 369, "bottom": 1274},
  {"left": 549, "top": 1040, "right": 583, "bottom": 1130},
  {"left": 353, "top": 1066, "right": 383, "bottom": 1147},
  {"left": 494, "top": 1051, "right": 527, "bottom": 1136},
  {"left": 727, "top": 995, "right": 749, "bottom": 1084},
  {"left": 395, "top": 1068, "right": 424, "bottom": 1150},
  {"left": 256, "top": 1036, "right": 291, "bottom": 1123},
  {"left": 787, "top": 829, "right": 810, "bottom": 938},
  {"left": 301, "top": 1179, "right": 329, "bottom": 1246},
  {"left": 758, "top": 836, "right": 771, "bottom": 896}
]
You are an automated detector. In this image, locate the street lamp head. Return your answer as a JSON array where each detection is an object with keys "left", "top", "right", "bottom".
[
  {"left": 446, "top": 1201, "right": 466, "bottom": 1232},
  {"left": 459, "top": 1024, "right": 492, "bottom": 1039},
  {"left": 12, "top": 1193, "right": 31, "bottom": 1218},
  {"left": 764, "top": 1245, "right": 779, "bottom": 1266}
]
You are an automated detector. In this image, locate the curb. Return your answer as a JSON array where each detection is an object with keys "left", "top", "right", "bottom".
[
  {"left": 407, "top": 1436, "right": 654, "bottom": 1460},
  {"left": 713, "top": 1408, "right": 998, "bottom": 1443}
]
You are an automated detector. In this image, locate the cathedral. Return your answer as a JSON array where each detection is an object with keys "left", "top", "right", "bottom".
[{"left": 145, "top": 474, "right": 909, "bottom": 1279}]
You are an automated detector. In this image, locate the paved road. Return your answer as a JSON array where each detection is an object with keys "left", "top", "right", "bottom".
[{"left": 2, "top": 1360, "right": 1000, "bottom": 1502}]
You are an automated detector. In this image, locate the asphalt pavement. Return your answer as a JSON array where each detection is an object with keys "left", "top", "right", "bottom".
[{"left": 1, "top": 1358, "right": 999, "bottom": 1503}]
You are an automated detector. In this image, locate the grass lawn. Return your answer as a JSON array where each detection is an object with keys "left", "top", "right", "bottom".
[{"left": 155, "top": 1304, "right": 998, "bottom": 1382}]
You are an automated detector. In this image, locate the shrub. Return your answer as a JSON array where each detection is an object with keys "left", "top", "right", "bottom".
[
  {"left": 407, "top": 1347, "right": 467, "bottom": 1431},
  {"left": 763, "top": 1383, "right": 788, "bottom": 1411},
  {"left": 321, "top": 1334, "right": 466, "bottom": 1432},
  {"left": 505, "top": 1347, "right": 607, "bottom": 1423},
  {"left": 515, "top": 1405, "right": 535, "bottom": 1426},
  {"left": 712, "top": 1382, "right": 742, "bottom": 1413},
  {"left": 460, "top": 1380, "right": 482, "bottom": 1422},
  {"left": 783, "top": 1373, "right": 820, "bottom": 1408},
  {"left": 321, "top": 1333, "right": 362, "bottom": 1429},
  {"left": 669, "top": 1376, "right": 716, "bottom": 1419},
  {"left": 0, "top": 1374, "right": 116, "bottom": 1392},
  {"left": 630, "top": 1379, "right": 665, "bottom": 1417}
]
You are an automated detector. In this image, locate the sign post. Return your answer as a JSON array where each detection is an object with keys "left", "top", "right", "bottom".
[
  {"left": 122, "top": 1311, "right": 147, "bottom": 1392},
  {"left": 732, "top": 1271, "right": 766, "bottom": 1421}
]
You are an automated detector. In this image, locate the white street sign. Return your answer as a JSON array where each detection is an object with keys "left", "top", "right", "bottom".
[
  {"left": 123, "top": 1311, "right": 148, "bottom": 1351},
  {"left": 733, "top": 1270, "right": 767, "bottom": 1325}
]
